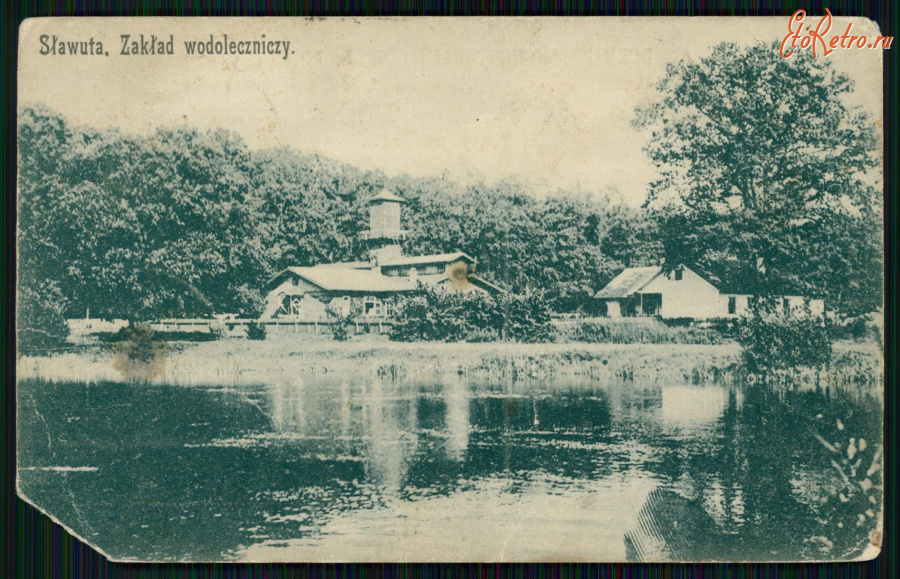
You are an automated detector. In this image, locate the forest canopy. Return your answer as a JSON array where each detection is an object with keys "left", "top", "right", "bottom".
[
  {"left": 635, "top": 42, "right": 883, "bottom": 318},
  {"left": 16, "top": 104, "right": 659, "bottom": 330},
  {"left": 17, "top": 40, "right": 884, "bottom": 349}
]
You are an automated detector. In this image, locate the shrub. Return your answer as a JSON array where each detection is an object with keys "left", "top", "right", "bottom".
[
  {"left": 497, "top": 291, "right": 554, "bottom": 343},
  {"left": 110, "top": 322, "right": 168, "bottom": 381},
  {"left": 565, "top": 317, "right": 724, "bottom": 344},
  {"left": 390, "top": 285, "right": 552, "bottom": 343},
  {"left": 828, "top": 313, "right": 881, "bottom": 343},
  {"left": 329, "top": 315, "right": 352, "bottom": 341},
  {"left": 246, "top": 321, "right": 267, "bottom": 341},
  {"left": 326, "top": 300, "right": 364, "bottom": 341},
  {"left": 736, "top": 297, "right": 832, "bottom": 372}
]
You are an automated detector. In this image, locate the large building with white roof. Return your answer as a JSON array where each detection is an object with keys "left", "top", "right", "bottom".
[{"left": 261, "top": 190, "right": 502, "bottom": 321}]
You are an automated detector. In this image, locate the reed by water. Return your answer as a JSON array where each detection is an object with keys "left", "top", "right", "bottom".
[{"left": 17, "top": 335, "right": 882, "bottom": 394}]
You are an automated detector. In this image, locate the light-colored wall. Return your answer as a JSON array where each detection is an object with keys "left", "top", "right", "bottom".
[
  {"left": 780, "top": 296, "right": 826, "bottom": 318},
  {"left": 640, "top": 267, "right": 723, "bottom": 319},
  {"left": 718, "top": 295, "right": 826, "bottom": 319},
  {"left": 720, "top": 294, "right": 751, "bottom": 318},
  {"left": 606, "top": 301, "right": 622, "bottom": 318},
  {"left": 370, "top": 201, "right": 401, "bottom": 232}
]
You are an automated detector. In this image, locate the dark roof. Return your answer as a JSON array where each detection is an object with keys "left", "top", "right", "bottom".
[{"left": 368, "top": 189, "right": 406, "bottom": 204}]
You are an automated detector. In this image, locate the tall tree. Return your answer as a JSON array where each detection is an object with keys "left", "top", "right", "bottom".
[
  {"left": 17, "top": 103, "right": 658, "bottom": 339},
  {"left": 635, "top": 42, "right": 882, "bottom": 317}
]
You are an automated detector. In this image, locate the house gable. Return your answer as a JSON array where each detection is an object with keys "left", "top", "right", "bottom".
[
  {"left": 265, "top": 269, "right": 328, "bottom": 294},
  {"left": 639, "top": 266, "right": 723, "bottom": 319}
]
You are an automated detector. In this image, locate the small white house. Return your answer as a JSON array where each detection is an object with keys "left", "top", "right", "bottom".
[{"left": 595, "top": 265, "right": 824, "bottom": 321}]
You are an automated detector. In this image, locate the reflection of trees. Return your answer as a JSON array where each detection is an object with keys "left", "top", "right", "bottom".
[
  {"left": 730, "top": 386, "right": 811, "bottom": 558},
  {"left": 258, "top": 374, "right": 881, "bottom": 561},
  {"left": 712, "top": 388, "right": 747, "bottom": 532},
  {"left": 725, "top": 386, "right": 883, "bottom": 559},
  {"left": 401, "top": 383, "right": 616, "bottom": 494},
  {"left": 620, "top": 382, "right": 883, "bottom": 561}
]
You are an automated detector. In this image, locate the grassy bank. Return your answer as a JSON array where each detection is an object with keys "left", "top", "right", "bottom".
[
  {"left": 554, "top": 317, "right": 727, "bottom": 345},
  {"left": 17, "top": 337, "right": 882, "bottom": 392}
]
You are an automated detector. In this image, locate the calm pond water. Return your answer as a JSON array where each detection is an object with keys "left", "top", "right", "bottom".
[{"left": 17, "top": 373, "right": 882, "bottom": 562}]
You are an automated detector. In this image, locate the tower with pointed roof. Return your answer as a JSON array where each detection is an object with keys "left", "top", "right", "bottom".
[
  {"left": 260, "top": 187, "right": 503, "bottom": 322},
  {"left": 362, "top": 189, "right": 408, "bottom": 263}
]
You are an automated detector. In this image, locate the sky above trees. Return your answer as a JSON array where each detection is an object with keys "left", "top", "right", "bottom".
[{"left": 19, "top": 17, "right": 882, "bottom": 206}]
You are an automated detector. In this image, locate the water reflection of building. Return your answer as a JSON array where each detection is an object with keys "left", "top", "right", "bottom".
[
  {"left": 253, "top": 375, "right": 860, "bottom": 561},
  {"left": 262, "top": 376, "right": 635, "bottom": 499},
  {"left": 357, "top": 378, "right": 419, "bottom": 495},
  {"left": 268, "top": 375, "right": 308, "bottom": 434},
  {"left": 660, "top": 385, "right": 727, "bottom": 430},
  {"left": 442, "top": 376, "right": 471, "bottom": 462}
]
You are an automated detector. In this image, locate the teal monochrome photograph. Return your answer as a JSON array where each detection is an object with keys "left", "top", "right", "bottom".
[{"left": 16, "top": 17, "right": 885, "bottom": 562}]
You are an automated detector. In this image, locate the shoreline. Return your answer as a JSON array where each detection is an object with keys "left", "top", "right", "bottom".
[{"left": 16, "top": 338, "right": 882, "bottom": 392}]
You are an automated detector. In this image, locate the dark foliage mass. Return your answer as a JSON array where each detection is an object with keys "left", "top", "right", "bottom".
[
  {"left": 736, "top": 298, "right": 833, "bottom": 372},
  {"left": 16, "top": 104, "right": 658, "bottom": 338},
  {"left": 390, "top": 285, "right": 553, "bottom": 343},
  {"left": 635, "top": 42, "right": 883, "bottom": 319},
  {"left": 245, "top": 321, "right": 267, "bottom": 341}
]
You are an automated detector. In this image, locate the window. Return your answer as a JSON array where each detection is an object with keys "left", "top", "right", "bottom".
[
  {"left": 364, "top": 296, "right": 378, "bottom": 316},
  {"left": 783, "top": 297, "right": 791, "bottom": 311},
  {"left": 674, "top": 267, "right": 683, "bottom": 281},
  {"left": 728, "top": 296, "right": 736, "bottom": 315}
]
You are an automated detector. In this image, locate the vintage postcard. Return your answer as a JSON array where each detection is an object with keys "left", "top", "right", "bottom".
[{"left": 16, "top": 17, "right": 884, "bottom": 562}]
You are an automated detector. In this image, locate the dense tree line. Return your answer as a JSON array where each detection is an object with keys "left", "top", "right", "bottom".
[
  {"left": 17, "top": 42, "right": 883, "bottom": 352},
  {"left": 17, "top": 104, "right": 658, "bottom": 348}
]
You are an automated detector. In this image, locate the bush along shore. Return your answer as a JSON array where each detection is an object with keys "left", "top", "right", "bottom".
[{"left": 17, "top": 333, "right": 882, "bottom": 395}]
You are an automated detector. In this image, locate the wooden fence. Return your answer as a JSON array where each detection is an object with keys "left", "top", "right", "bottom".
[{"left": 149, "top": 318, "right": 394, "bottom": 336}]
